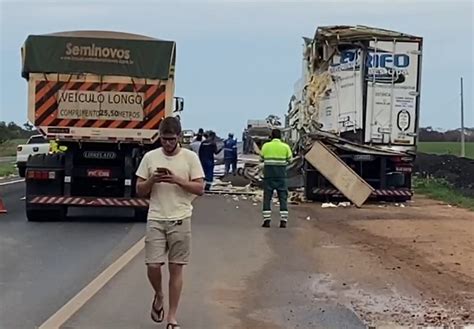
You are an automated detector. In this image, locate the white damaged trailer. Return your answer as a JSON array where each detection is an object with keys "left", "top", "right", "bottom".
[{"left": 287, "top": 25, "right": 423, "bottom": 203}]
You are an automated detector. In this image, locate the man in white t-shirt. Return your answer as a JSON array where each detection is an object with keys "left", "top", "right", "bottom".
[{"left": 136, "top": 117, "right": 204, "bottom": 329}]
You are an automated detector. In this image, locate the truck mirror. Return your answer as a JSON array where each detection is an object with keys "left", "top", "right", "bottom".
[{"left": 174, "top": 97, "right": 184, "bottom": 113}]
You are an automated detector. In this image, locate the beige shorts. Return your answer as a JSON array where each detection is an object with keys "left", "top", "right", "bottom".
[{"left": 145, "top": 218, "right": 191, "bottom": 265}]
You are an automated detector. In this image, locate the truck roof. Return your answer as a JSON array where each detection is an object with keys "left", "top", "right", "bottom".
[
  {"left": 22, "top": 30, "right": 176, "bottom": 80},
  {"left": 313, "top": 25, "right": 422, "bottom": 43}
]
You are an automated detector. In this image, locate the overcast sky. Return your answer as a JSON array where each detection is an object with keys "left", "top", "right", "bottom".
[{"left": 1, "top": 0, "right": 473, "bottom": 136}]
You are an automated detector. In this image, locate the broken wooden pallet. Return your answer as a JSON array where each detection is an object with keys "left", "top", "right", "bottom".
[{"left": 304, "top": 141, "right": 374, "bottom": 207}]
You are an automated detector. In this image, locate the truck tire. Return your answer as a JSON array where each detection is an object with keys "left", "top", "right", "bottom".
[
  {"left": 134, "top": 208, "right": 148, "bottom": 222},
  {"left": 304, "top": 173, "right": 316, "bottom": 201},
  {"left": 304, "top": 165, "right": 319, "bottom": 201},
  {"left": 26, "top": 205, "right": 66, "bottom": 222}
]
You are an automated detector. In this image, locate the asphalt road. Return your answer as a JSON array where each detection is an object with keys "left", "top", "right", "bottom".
[
  {"left": 0, "top": 182, "right": 365, "bottom": 329},
  {"left": 0, "top": 182, "right": 146, "bottom": 329}
]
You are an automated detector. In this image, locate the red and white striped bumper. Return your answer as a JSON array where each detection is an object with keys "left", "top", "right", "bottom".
[
  {"left": 312, "top": 188, "right": 413, "bottom": 197},
  {"left": 28, "top": 196, "right": 149, "bottom": 207}
]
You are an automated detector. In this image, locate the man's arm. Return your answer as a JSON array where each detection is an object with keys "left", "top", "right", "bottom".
[
  {"left": 177, "top": 178, "right": 205, "bottom": 196},
  {"left": 136, "top": 176, "right": 155, "bottom": 198},
  {"left": 260, "top": 143, "right": 267, "bottom": 162},
  {"left": 135, "top": 153, "right": 157, "bottom": 198},
  {"left": 158, "top": 174, "right": 204, "bottom": 196},
  {"left": 286, "top": 144, "right": 293, "bottom": 163}
]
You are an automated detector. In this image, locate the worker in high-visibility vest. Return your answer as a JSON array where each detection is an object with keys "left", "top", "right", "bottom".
[
  {"left": 49, "top": 140, "right": 66, "bottom": 154},
  {"left": 260, "top": 128, "right": 292, "bottom": 228},
  {"left": 49, "top": 140, "right": 59, "bottom": 153}
]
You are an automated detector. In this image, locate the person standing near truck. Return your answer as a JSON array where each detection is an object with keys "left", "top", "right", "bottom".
[
  {"left": 199, "top": 131, "right": 221, "bottom": 191},
  {"left": 223, "top": 133, "right": 238, "bottom": 175},
  {"left": 190, "top": 130, "right": 203, "bottom": 154},
  {"left": 260, "top": 128, "right": 292, "bottom": 228},
  {"left": 136, "top": 117, "right": 205, "bottom": 329}
]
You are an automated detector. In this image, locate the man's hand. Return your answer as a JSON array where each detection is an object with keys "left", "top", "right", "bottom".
[
  {"left": 160, "top": 169, "right": 204, "bottom": 195},
  {"left": 156, "top": 170, "right": 183, "bottom": 185}
]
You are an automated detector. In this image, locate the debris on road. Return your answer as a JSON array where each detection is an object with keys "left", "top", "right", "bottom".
[
  {"left": 322, "top": 202, "right": 338, "bottom": 208},
  {"left": 338, "top": 202, "right": 351, "bottom": 207}
]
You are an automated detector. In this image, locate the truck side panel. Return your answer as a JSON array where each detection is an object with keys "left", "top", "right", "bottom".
[
  {"left": 321, "top": 48, "right": 364, "bottom": 133},
  {"left": 365, "top": 40, "right": 422, "bottom": 146}
]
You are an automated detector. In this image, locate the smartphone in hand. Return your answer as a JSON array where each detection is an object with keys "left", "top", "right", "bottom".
[{"left": 156, "top": 167, "right": 171, "bottom": 176}]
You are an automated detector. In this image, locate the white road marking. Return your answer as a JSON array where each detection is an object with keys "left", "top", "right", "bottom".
[
  {"left": 20, "top": 196, "right": 26, "bottom": 201},
  {"left": 0, "top": 179, "right": 24, "bottom": 186},
  {"left": 38, "top": 237, "right": 145, "bottom": 329}
]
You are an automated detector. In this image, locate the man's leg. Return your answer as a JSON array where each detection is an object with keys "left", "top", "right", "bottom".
[
  {"left": 276, "top": 178, "right": 289, "bottom": 228},
  {"left": 262, "top": 179, "right": 273, "bottom": 227},
  {"left": 224, "top": 160, "right": 230, "bottom": 175},
  {"left": 145, "top": 221, "right": 167, "bottom": 322},
  {"left": 147, "top": 264, "right": 164, "bottom": 309},
  {"left": 167, "top": 218, "right": 191, "bottom": 325},
  {"left": 232, "top": 158, "right": 237, "bottom": 175},
  {"left": 168, "top": 263, "right": 184, "bottom": 324},
  {"left": 203, "top": 163, "right": 212, "bottom": 191}
]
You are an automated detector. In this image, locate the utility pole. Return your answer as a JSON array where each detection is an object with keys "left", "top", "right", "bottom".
[{"left": 460, "top": 77, "right": 465, "bottom": 157}]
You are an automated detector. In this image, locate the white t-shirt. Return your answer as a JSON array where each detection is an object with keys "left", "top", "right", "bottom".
[{"left": 136, "top": 148, "right": 204, "bottom": 221}]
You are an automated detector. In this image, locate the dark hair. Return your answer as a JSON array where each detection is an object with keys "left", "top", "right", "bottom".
[
  {"left": 198, "top": 128, "right": 204, "bottom": 134},
  {"left": 271, "top": 128, "right": 281, "bottom": 139},
  {"left": 160, "top": 117, "right": 181, "bottom": 135}
]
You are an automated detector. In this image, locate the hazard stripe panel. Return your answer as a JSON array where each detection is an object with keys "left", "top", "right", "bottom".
[
  {"left": 34, "top": 81, "right": 166, "bottom": 129},
  {"left": 29, "top": 196, "right": 149, "bottom": 207},
  {"left": 312, "top": 189, "right": 413, "bottom": 197}
]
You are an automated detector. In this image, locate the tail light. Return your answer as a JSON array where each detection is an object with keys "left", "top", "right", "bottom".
[
  {"left": 27, "top": 170, "right": 56, "bottom": 180},
  {"left": 390, "top": 156, "right": 413, "bottom": 172},
  {"left": 17, "top": 146, "right": 23, "bottom": 152}
]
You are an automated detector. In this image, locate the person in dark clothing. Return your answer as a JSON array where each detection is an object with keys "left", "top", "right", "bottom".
[
  {"left": 223, "top": 133, "right": 238, "bottom": 175},
  {"left": 199, "top": 131, "right": 220, "bottom": 191},
  {"left": 193, "top": 128, "right": 204, "bottom": 142}
]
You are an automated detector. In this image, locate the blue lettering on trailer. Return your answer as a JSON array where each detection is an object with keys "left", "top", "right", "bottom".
[{"left": 332, "top": 50, "right": 410, "bottom": 69}]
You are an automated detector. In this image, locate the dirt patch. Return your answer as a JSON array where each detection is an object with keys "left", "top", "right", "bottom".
[
  {"left": 415, "top": 153, "right": 474, "bottom": 196},
  {"left": 292, "top": 196, "right": 474, "bottom": 327}
]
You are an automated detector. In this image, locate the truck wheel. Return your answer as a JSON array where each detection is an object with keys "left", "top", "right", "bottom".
[
  {"left": 304, "top": 170, "right": 318, "bottom": 201},
  {"left": 26, "top": 206, "right": 66, "bottom": 222},
  {"left": 134, "top": 208, "right": 148, "bottom": 222}
]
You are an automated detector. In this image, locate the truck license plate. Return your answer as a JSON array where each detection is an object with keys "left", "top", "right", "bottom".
[
  {"left": 395, "top": 166, "right": 412, "bottom": 173},
  {"left": 87, "top": 169, "right": 111, "bottom": 178}
]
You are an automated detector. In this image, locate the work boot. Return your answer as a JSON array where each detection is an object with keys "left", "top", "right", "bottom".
[
  {"left": 261, "top": 220, "right": 271, "bottom": 228},
  {"left": 280, "top": 221, "right": 287, "bottom": 228}
]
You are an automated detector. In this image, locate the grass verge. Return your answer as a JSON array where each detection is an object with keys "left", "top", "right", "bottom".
[
  {"left": 0, "top": 162, "right": 17, "bottom": 178},
  {"left": 418, "top": 142, "right": 474, "bottom": 159},
  {"left": 0, "top": 139, "right": 26, "bottom": 157},
  {"left": 414, "top": 177, "right": 474, "bottom": 211}
]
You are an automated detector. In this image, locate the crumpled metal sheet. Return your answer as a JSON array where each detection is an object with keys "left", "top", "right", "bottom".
[
  {"left": 304, "top": 130, "right": 405, "bottom": 156},
  {"left": 314, "top": 25, "right": 420, "bottom": 42}
]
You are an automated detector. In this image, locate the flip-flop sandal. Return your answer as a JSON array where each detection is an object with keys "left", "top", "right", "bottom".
[
  {"left": 166, "top": 324, "right": 181, "bottom": 329},
  {"left": 150, "top": 296, "right": 164, "bottom": 323}
]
